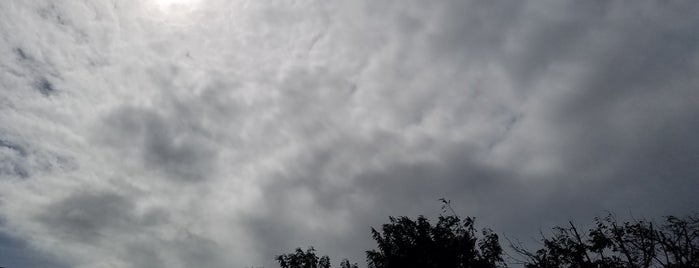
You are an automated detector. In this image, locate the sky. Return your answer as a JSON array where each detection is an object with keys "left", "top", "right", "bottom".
[{"left": 0, "top": 0, "right": 698, "bottom": 267}]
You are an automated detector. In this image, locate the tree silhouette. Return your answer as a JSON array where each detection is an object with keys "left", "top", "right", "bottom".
[
  {"left": 511, "top": 214, "right": 699, "bottom": 268},
  {"left": 366, "top": 215, "right": 503, "bottom": 268},
  {"left": 276, "top": 205, "right": 696, "bottom": 268},
  {"left": 277, "top": 199, "right": 503, "bottom": 268},
  {"left": 276, "top": 247, "right": 331, "bottom": 268},
  {"left": 340, "top": 259, "right": 359, "bottom": 268}
]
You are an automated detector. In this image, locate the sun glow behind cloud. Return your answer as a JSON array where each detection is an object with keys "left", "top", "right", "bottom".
[
  {"left": 153, "top": 0, "right": 203, "bottom": 18},
  {"left": 156, "top": 0, "right": 201, "bottom": 8}
]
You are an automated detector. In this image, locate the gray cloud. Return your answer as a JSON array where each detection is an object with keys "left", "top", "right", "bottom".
[
  {"left": 0, "top": 231, "right": 67, "bottom": 268},
  {"left": 36, "top": 191, "right": 137, "bottom": 243},
  {"left": 0, "top": 135, "right": 76, "bottom": 180},
  {"left": 99, "top": 106, "right": 218, "bottom": 182},
  {"left": 1, "top": 0, "right": 698, "bottom": 267},
  {"left": 0, "top": 138, "right": 29, "bottom": 178}
]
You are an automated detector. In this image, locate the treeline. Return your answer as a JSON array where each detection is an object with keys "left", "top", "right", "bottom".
[{"left": 276, "top": 203, "right": 698, "bottom": 268}]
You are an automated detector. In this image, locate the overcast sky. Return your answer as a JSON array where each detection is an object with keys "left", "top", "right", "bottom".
[{"left": 1, "top": 0, "right": 698, "bottom": 267}]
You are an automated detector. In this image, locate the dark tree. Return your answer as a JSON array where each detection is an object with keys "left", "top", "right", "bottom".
[
  {"left": 366, "top": 215, "right": 504, "bottom": 268},
  {"left": 340, "top": 259, "right": 359, "bottom": 268},
  {"left": 512, "top": 214, "right": 699, "bottom": 268},
  {"left": 276, "top": 247, "right": 331, "bottom": 268}
]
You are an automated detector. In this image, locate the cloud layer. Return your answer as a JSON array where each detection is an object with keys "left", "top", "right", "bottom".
[{"left": 1, "top": 1, "right": 698, "bottom": 267}]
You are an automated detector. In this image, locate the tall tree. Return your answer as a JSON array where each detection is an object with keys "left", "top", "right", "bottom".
[{"left": 366, "top": 215, "right": 503, "bottom": 268}]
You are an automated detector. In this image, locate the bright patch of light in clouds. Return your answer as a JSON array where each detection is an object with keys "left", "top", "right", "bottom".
[
  {"left": 155, "top": 0, "right": 201, "bottom": 9},
  {"left": 152, "top": 0, "right": 203, "bottom": 18}
]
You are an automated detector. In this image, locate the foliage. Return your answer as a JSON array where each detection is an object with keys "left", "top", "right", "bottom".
[
  {"left": 277, "top": 199, "right": 503, "bottom": 268},
  {"left": 512, "top": 214, "right": 699, "bottom": 268},
  {"left": 276, "top": 247, "right": 331, "bottom": 268},
  {"left": 276, "top": 247, "right": 359, "bottom": 268},
  {"left": 340, "top": 259, "right": 359, "bottom": 268},
  {"left": 365, "top": 214, "right": 503, "bottom": 268},
  {"left": 276, "top": 200, "right": 696, "bottom": 268}
]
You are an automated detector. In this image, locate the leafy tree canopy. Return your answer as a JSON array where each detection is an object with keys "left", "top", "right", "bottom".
[
  {"left": 276, "top": 199, "right": 696, "bottom": 268},
  {"left": 276, "top": 247, "right": 330, "bottom": 268},
  {"left": 512, "top": 214, "right": 699, "bottom": 268},
  {"left": 366, "top": 214, "right": 503, "bottom": 268}
]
